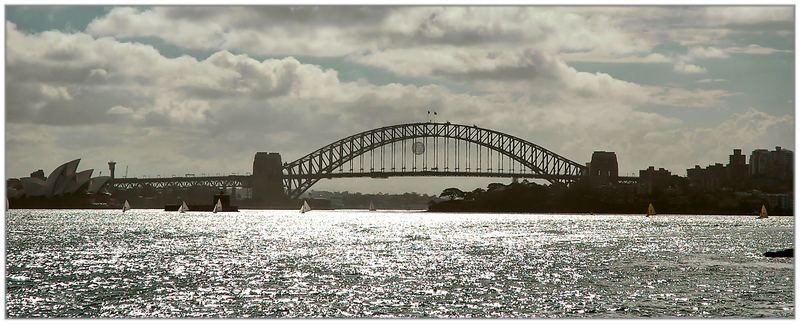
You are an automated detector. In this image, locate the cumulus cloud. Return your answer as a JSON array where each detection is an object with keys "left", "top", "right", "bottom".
[
  {"left": 86, "top": 7, "right": 655, "bottom": 58},
  {"left": 87, "top": 7, "right": 393, "bottom": 56},
  {"left": 686, "top": 46, "right": 730, "bottom": 59},
  {"left": 696, "top": 78, "right": 727, "bottom": 83},
  {"left": 682, "top": 44, "right": 790, "bottom": 62},
  {"left": 84, "top": 6, "right": 793, "bottom": 61},
  {"left": 647, "top": 87, "right": 731, "bottom": 108},
  {"left": 3, "top": 22, "right": 701, "bottom": 179},
  {"left": 673, "top": 61, "right": 707, "bottom": 74},
  {"left": 39, "top": 85, "right": 73, "bottom": 101},
  {"left": 561, "top": 52, "right": 671, "bottom": 63},
  {"left": 702, "top": 7, "right": 794, "bottom": 26},
  {"left": 107, "top": 105, "right": 134, "bottom": 115},
  {"left": 725, "top": 44, "right": 792, "bottom": 55},
  {"left": 80, "top": 6, "right": 793, "bottom": 78},
  {"left": 646, "top": 43, "right": 794, "bottom": 80}
]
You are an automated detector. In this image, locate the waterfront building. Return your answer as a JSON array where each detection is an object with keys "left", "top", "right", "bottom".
[
  {"left": 7, "top": 159, "right": 112, "bottom": 199},
  {"left": 749, "top": 146, "right": 793, "bottom": 181},
  {"left": 727, "top": 149, "right": 748, "bottom": 185},
  {"left": 686, "top": 163, "right": 726, "bottom": 192},
  {"left": 687, "top": 147, "right": 792, "bottom": 193},
  {"left": 637, "top": 166, "right": 673, "bottom": 195}
]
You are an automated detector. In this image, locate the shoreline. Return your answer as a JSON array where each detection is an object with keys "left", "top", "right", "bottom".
[{"left": 6, "top": 207, "right": 794, "bottom": 217}]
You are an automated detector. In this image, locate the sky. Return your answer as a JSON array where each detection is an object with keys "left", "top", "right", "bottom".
[{"left": 4, "top": 6, "right": 795, "bottom": 194}]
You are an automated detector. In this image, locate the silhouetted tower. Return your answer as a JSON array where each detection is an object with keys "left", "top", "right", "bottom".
[
  {"left": 727, "top": 149, "right": 747, "bottom": 185},
  {"left": 108, "top": 161, "right": 116, "bottom": 179},
  {"left": 587, "top": 151, "right": 618, "bottom": 186},
  {"left": 252, "top": 152, "right": 289, "bottom": 206}
]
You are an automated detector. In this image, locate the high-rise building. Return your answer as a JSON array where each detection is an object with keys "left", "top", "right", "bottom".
[
  {"left": 749, "top": 149, "right": 771, "bottom": 176},
  {"left": 638, "top": 166, "right": 673, "bottom": 195},
  {"left": 686, "top": 149, "right": 753, "bottom": 191},
  {"left": 727, "top": 149, "right": 748, "bottom": 185},
  {"left": 770, "top": 146, "right": 793, "bottom": 181},
  {"left": 749, "top": 146, "right": 793, "bottom": 181}
]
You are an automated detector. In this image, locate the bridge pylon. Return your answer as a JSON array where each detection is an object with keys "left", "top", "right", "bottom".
[{"left": 252, "top": 152, "right": 290, "bottom": 207}]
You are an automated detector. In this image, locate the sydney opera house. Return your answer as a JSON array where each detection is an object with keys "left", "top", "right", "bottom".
[{"left": 6, "top": 159, "right": 113, "bottom": 208}]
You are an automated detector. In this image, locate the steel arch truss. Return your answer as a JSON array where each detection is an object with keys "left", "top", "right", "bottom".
[{"left": 282, "top": 122, "right": 586, "bottom": 199}]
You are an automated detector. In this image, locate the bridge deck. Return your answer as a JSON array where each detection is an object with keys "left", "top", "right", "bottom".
[
  {"left": 111, "top": 175, "right": 251, "bottom": 190},
  {"left": 284, "top": 171, "right": 578, "bottom": 180},
  {"left": 111, "top": 173, "right": 638, "bottom": 190}
]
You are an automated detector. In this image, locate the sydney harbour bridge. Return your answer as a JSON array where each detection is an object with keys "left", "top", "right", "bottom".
[{"left": 111, "top": 122, "right": 636, "bottom": 204}]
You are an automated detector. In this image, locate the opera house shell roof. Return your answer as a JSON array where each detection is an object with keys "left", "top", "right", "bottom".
[{"left": 11, "top": 159, "right": 111, "bottom": 198}]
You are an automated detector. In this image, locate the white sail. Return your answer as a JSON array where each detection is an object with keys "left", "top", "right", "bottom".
[
  {"left": 213, "top": 199, "right": 222, "bottom": 213},
  {"left": 369, "top": 201, "right": 376, "bottom": 211},
  {"left": 122, "top": 200, "right": 131, "bottom": 212},
  {"left": 300, "top": 200, "right": 311, "bottom": 213},
  {"left": 178, "top": 201, "right": 188, "bottom": 213},
  {"left": 758, "top": 204, "right": 768, "bottom": 219}
]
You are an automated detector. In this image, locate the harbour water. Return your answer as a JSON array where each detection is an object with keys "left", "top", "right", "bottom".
[{"left": 5, "top": 209, "right": 794, "bottom": 318}]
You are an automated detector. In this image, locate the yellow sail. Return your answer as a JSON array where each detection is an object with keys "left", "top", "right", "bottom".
[
  {"left": 758, "top": 204, "right": 768, "bottom": 219},
  {"left": 647, "top": 203, "right": 656, "bottom": 216}
]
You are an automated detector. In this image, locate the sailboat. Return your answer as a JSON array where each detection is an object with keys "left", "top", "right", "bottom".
[
  {"left": 212, "top": 199, "right": 222, "bottom": 213},
  {"left": 300, "top": 200, "right": 312, "bottom": 214},
  {"left": 646, "top": 203, "right": 656, "bottom": 217},
  {"left": 369, "top": 201, "right": 376, "bottom": 211},
  {"left": 178, "top": 201, "right": 188, "bottom": 213},
  {"left": 758, "top": 204, "right": 768, "bottom": 219},
  {"left": 122, "top": 200, "right": 131, "bottom": 213}
]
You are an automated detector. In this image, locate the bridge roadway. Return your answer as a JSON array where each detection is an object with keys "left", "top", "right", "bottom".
[
  {"left": 111, "top": 175, "right": 252, "bottom": 190},
  {"left": 110, "top": 172, "right": 638, "bottom": 190}
]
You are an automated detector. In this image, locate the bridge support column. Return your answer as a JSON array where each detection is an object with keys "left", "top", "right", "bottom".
[
  {"left": 253, "top": 152, "right": 289, "bottom": 207},
  {"left": 586, "top": 151, "right": 618, "bottom": 187}
]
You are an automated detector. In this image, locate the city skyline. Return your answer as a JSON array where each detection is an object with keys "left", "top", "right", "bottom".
[{"left": 5, "top": 6, "right": 794, "bottom": 194}]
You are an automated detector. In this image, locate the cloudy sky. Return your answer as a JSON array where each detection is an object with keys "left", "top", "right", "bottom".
[{"left": 5, "top": 6, "right": 795, "bottom": 194}]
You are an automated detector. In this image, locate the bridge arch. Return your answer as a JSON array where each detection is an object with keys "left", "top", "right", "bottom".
[{"left": 282, "top": 122, "right": 586, "bottom": 199}]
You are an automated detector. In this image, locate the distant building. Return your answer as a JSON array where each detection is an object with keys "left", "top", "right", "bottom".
[
  {"left": 746, "top": 146, "right": 793, "bottom": 193},
  {"left": 637, "top": 166, "right": 673, "bottom": 195},
  {"left": 687, "top": 164, "right": 725, "bottom": 191},
  {"left": 749, "top": 147, "right": 793, "bottom": 179},
  {"left": 749, "top": 149, "right": 770, "bottom": 176},
  {"left": 727, "top": 149, "right": 748, "bottom": 185},
  {"left": 707, "top": 163, "right": 727, "bottom": 188},
  {"left": 686, "top": 165, "right": 707, "bottom": 190},
  {"left": 688, "top": 147, "right": 793, "bottom": 192},
  {"left": 763, "top": 193, "right": 793, "bottom": 211},
  {"left": 686, "top": 157, "right": 734, "bottom": 192},
  {"left": 7, "top": 159, "right": 111, "bottom": 199}
]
